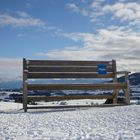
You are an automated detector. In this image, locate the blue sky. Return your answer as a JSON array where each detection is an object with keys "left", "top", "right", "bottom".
[{"left": 0, "top": 0, "right": 140, "bottom": 81}]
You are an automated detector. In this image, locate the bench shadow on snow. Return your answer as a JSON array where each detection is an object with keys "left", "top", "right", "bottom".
[
  {"left": 0, "top": 108, "right": 80, "bottom": 114},
  {"left": 28, "top": 108, "right": 79, "bottom": 114}
]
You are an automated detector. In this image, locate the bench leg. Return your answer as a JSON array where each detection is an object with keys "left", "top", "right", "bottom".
[
  {"left": 124, "top": 81, "right": 130, "bottom": 105},
  {"left": 23, "top": 58, "right": 28, "bottom": 112},
  {"left": 113, "top": 89, "right": 119, "bottom": 104},
  {"left": 23, "top": 82, "right": 27, "bottom": 112},
  {"left": 113, "top": 97, "right": 117, "bottom": 104}
]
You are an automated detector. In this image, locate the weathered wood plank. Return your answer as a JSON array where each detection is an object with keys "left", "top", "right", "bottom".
[
  {"left": 27, "top": 95, "right": 113, "bottom": 101},
  {"left": 125, "top": 80, "right": 130, "bottom": 104},
  {"left": 27, "top": 104, "right": 127, "bottom": 110},
  {"left": 27, "top": 72, "right": 114, "bottom": 79},
  {"left": 27, "top": 105, "right": 95, "bottom": 109},
  {"left": 23, "top": 58, "right": 28, "bottom": 112},
  {"left": 28, "top": 66, "right": 113, "bottom": 72},
  {"left": 27, "top": 83, "right": 126, "bottom": 90},
  {"left": 116, "top": 71, "right": 131, "bottom": 75},
  {"left": 112, "top": 60, "right": 118, "bottom": 104},
  {"left": 28, "top": 60, "right": 113, "bottom": 66}
]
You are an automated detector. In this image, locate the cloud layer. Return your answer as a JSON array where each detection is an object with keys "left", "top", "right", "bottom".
[
  {"left": 0, "top": 58, "right": 22, "bottom": 82},
  {"left": 67, "top": 1, "right": 140, "bottom": 27},
  {"left": 103, "top": 2, "right": 140, "bottom": 26},
  {"left": 37, "top": 28, "right": 140, "bottom": 72},
  {"left": 0, "top": 11, "right": 45, "bottom": 28},
  {"left": 37, "top": 0, "right": 140, "bottom": 72}
]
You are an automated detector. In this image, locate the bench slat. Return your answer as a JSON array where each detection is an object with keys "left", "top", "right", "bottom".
[
  {"left": 28, "top": 66, "right": 113, "bottom": 72},
  {"left": 27, "top": 83, "right": 126, "bottom": 90},
  {"left": 27, "top": 95, "right": 113, "bottom": 101},
  {"left": 27, "top": 104, "right": 125, "bottom": 109},
  {"left": 27, "top": 60, "right": 112, "bottom": 66},
  {"left": 27, "top": 104, "right": 127, "bottom": 109},
  {"left": 27, "top": 72, "right": 114, "bottom": 79}
]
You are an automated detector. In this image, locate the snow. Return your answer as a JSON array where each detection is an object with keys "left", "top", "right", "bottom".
[
  {"left": 29, "top": 99, "right": 106, "bottom": 107},
  {"left": 0, "top": 101, "right": 140, "bottom": 139},
  {"left": 0, "top": 101, "right": 22, "bottom": 112},
  {"left": 0, "top": 91, "right": 22, "bottom": 100}
]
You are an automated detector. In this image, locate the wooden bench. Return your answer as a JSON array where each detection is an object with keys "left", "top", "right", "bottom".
[{"left": 23, "top": 58, "right": 130, "bottom": 112}]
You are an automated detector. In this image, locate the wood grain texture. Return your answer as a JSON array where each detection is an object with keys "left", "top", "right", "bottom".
[
  {"left": 27, "top": 104, "right": 126, "bottom": 109},
  {"left": 27, "top": 72, "right": 115, "bottom": 79},
  {"left": 27, "top": 83, "right": 126, "bottom": 90},
  {"left": 23, "top": 58, "right": 27, "bottom": 112},
  {"left": 28, "top": 60, "right": 112, "bottom": 66},
  {"left": 28, "top": 66, "right": 113, "bottom": 72}
]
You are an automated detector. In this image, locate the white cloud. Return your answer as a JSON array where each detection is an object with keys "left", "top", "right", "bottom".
[
  {"left": 91, "top": 0, "right": 105, "bottom": 9},
  {"left": 0, "top": 11, "right": 46, "bottom": 28},
  {"left": 17, "top": 33, "right": 25, "bottom": 38},
  {"left": 0, "top": 58, "right": 22, "bottom": 82},
  {"left": 17, "top": 11, "right": 30, "bottom": 18},
  {"left": 25, "top": 3, "right": 32, "bottom": 8},
  {"left": 37, "top": 29, "right": 140, "bottom": 72},
  {"left": 67, "top": 3, "right": 79, "bottom": 12},
  {"left": 67, "top": 3, "right": 88, "bottom": 16},
  {"left": 67, "top": 1, "right": 106, "bottom": 22},
  {"left": 67, "top": 1, "right": 140, "bottom": 28},
  {"left": 103, "top": 2, "right": 140, "bottom": 25}
]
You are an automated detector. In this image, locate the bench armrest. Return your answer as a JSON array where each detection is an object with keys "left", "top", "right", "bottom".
[{"left": 116, "top": 71, "right": 131, "bottom": 75}]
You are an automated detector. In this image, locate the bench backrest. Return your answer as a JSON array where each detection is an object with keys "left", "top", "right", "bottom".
[{"left": 23, "top": 59, "right": 117, "bottom": 80}]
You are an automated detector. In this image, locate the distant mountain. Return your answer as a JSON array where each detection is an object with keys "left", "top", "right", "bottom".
[
  {"left": 118, "top": 72, "right": 140, "bottom": 86},
  {"left": 0, "top": 72, "right": 140, "bottom": 89},
  {"left": 0, "top": 80, "right": 22, "bottom": 89},
  {"left": 0, "top": 79, "right": 105, "bottom": 89}
]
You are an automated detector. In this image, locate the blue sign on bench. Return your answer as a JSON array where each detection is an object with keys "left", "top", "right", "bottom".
[{"left": 98, "top": 64, "right": 107, "bottom": 75}]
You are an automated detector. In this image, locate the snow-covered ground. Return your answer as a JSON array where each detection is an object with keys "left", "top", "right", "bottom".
[
  {"left": 29, "top": 99, "right": 106, "bottom": 107},
  {"left": 0, "top": 101, "right": 140, "bottom": 140},
  {"left": 0, "top": 101, "right": 22, "bottom": 111}
]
